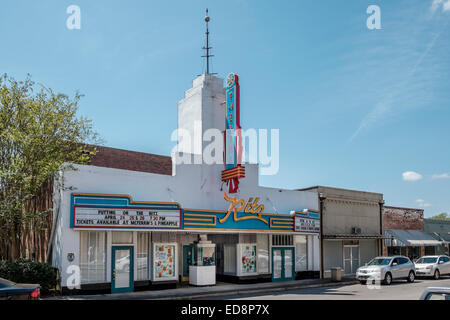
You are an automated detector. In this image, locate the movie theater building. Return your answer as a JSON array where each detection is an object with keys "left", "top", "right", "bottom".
[{"left": 49, "top": 72, "right": 321, "bottom": 294}]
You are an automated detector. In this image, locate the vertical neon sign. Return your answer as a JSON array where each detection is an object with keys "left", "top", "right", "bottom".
[{"left": 222, "top": 73, "right": 245, "bottom": 193}]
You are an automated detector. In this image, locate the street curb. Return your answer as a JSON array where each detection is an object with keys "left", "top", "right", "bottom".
[
  {"left": 150, "top": 280, "right": 359, "bottom": 300},
  {"left": 47, "top": 280, "right": 360, "bottom": 300}
]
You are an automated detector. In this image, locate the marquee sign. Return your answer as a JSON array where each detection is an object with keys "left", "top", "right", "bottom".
[
  {"left": 292, "top": 210, "right": 320, "bottom": 234},
  {"left": 70, "top": 193, "right": 181, "bottom": 230},
  {"left": 70, "top": 193, "right": 320, "bottom": 234},
  {"left": 73, "top": 207, "right": 181, "bottom": 229},
  {"left": 222, "top": 73, "right": 245, "bottom": 193}
]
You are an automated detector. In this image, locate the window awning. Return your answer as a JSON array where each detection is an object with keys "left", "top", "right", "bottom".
[
  {"left": 385, "top": 229, "right": 443, "bottom": 247},
  {"left": 429, "top": 231, "right": 450, "bottom": 244}
]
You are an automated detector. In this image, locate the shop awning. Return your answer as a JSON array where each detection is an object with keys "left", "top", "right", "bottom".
[
  {"left": 323, "top": 234, "right": 385, "bottom": 240},
  {"left": 385, "top": 229, "right": 443, "bottom": 247},
  {"left": 429, "top": 232, "right": 450, "bottom": 244}
]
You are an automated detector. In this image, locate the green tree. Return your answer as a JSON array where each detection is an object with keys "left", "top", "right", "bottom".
[
  {"left": 429, "top": 213, "right": 449, "bottom": 220},
  {"left": 0, "top": 74, "right": 100, "bottom": 260}
]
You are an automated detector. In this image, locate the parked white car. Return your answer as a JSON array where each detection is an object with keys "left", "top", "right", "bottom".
[
  {"left": 356, "top": 256, "right": 416, "bottom": 285},
  {"left": 415, "top": 255, "right": 450, "bottom": 280}
]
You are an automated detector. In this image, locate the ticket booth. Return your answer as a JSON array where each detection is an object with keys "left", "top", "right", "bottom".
[{"left": 189, "top": 235, "right": 216, "bottom": 286}]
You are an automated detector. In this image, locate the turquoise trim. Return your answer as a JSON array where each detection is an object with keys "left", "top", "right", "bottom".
[
  {"left": 183, "top": 209, "right": 294, "bottom": 232},
  {"left": 111, "top": 246, "right": 134, "bottom": 293},
  {"left": 182, "top": 245, "right": 194, "bottom": 278}
]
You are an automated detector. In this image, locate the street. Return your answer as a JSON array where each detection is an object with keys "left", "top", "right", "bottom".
[{"left": 205, "top": 277, "right": 450, "bottom": 300}]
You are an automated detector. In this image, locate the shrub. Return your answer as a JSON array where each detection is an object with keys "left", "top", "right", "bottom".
[{"left": 0, "top": 259, "right": 57, "bottom": 294}]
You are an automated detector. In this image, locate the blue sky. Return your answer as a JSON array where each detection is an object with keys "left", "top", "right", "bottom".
[{"left": 1, "top": 0, "right": 449, "bottom": 217}]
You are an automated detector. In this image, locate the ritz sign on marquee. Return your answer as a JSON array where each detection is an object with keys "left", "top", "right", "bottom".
[{"left": 221, "top": 192, "right": 267, "bottom": 224}]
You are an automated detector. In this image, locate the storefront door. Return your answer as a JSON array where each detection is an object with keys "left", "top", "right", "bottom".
[
  {"left": 111, "top": 246, "right": 134, "bottom": 293},
  {"left": 182, "top": 245, "right": 193, "bottom": 281},
  {"left": 272, "top": 247, "right": 295, "bottom": 282},
  {"left": 343, "top": 245, "right": 359, "bottom": 275}
]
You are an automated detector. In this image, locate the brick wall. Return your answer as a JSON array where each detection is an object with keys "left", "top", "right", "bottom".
[
  {"left": 382, "top": 206, "right": 424, "bottom": 231},
  {"left": 87, "top": 145, "right": 172, "bottom": 175}
]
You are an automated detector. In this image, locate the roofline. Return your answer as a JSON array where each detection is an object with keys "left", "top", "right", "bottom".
[
  {"left": 384, "top": 205, "right": 424, "bottom": 212},
  {"left": 296, "top": 185, "right": 383, "bottom": 197},
  {"left": 86, "top": 144, "right": 171, "bottom": 159},
  {"left": 424, "top": 218, "right": 450, "bottom": 224}
]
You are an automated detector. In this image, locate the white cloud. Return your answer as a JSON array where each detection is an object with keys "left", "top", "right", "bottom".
[
  {"left": 402, "top": 171, "right": 423, "bottom": 182},
  {"left": 432, "top": 173, "right": 450, "bottom": 179},
  {"left": 416, "top": 199, "right": 432, "bottom": 207},
  {"left": 431, "top": 0, "right": 450, "bottom": 13}
]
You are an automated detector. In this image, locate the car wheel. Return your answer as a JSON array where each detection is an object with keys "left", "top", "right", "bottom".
[
  {"left": 383, "top": 272, "right": 392, "bottom": 285},
  {"left": 433, "top": 269, "right": 440, "bottom": 280},
  {"left": 359, "top": 280, "right": 367, "bottom": 285},
  {"left": 407, "top": 271, "right": 415, "bottom": 283}
]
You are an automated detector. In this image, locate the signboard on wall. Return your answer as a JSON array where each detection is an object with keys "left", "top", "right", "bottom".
[
  {"left": 154, "top": 244, "right": 176, "bottom": 278},
  {"left": 241, "top": 245, "right": 256, "bottom": 274},
  {"left": 294, "top": 216, "right": 320, "bottom": 234},
  {"left": 73, "top": 207, "right": 181, "bottom": 229}
]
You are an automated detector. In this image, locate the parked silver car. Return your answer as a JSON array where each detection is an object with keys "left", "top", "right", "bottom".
[
  {"left": 356, "top": 255, "right": 416, "bottom": 285},
  {"left": 415, "top": 255, "right": 450, "bottom": 280}
]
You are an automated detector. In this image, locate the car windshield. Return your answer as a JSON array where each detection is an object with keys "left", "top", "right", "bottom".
[
  {"left": 367, "top": 258, "right": 392, "bottom": 266},
  {"left": 416, "top": 257, "right": 437, "bottom": 264}
]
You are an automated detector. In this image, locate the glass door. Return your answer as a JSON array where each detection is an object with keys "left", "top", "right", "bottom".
[
  {"left": 111, "top": 246, "right": 134, "bottom": 293},
  {"left": 343, "top": 245, "right": 359, "bottom": 275},
  {"left": 272, "top": 247, "right": 295, "bottom": 282},
  {"left": 284, "top": 249, "right": 293, "bottom": 279},
  {"left": 273, "top": 249, "right": 282, "bottom": 280}
]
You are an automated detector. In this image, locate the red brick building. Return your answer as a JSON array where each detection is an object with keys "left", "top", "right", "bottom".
[
  {"left": 382, "top": 206, "right": 442, "bottom": 259},
  {"left": 88, "top": 145, "right": 172, "bottom": 175}
]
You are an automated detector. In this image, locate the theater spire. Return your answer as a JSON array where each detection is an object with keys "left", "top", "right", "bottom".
[{"left": 202, "top": 9, "right": 216, "bottom": 75}]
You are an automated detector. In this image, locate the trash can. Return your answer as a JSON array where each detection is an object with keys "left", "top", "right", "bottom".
[{"left": 330, "top": 268, "right": 342, "bottom": 282}]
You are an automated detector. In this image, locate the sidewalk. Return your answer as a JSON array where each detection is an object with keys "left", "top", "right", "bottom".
[{"left": 46, "top": 277, "right": 358, "bottom": 300}]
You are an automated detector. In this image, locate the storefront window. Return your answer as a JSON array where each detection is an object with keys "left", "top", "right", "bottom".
[
  {"left": 154, "top": 244, "right": 175, "bottom": 279},
  {"left": 112, "top": 231, "right": 133, "bottom": 244},
  {"left": 257, "top": 234, "right": 269, "bottom": 273},
  {"left": 80, "top": 231, "right": 107, "bottom": 284},
  {"left": 295, "top": 235, "right": 308, "bottom": 272},
  {"left": 223, "top": 245, "right": 236, "bottom": 274},
  {"left": 241, "top": 245, "right": 256, "bottom": 274},
  {"left": 136, "top": 233, "right": 149, "bottom": 280}
]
